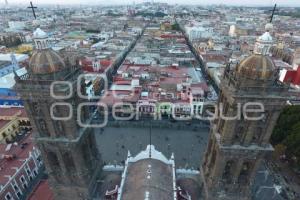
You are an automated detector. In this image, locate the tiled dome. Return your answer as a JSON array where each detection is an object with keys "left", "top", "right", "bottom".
[
  {"left": 237, "top": 54, "right": 275, "bottom": 80},
  {"left": 29, "top": 28, "right": 67, "bottom": 75},
  {"left": 29, "top": 49, "right": 66, "bottom": 75}
]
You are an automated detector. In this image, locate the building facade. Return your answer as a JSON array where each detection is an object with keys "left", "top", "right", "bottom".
[
  {"left": 0, "top": 134, "right": 43, "bottom": 200},
  {"left": 14, "top": 28, "right": 102, "bottom": 200},
  {"left": 202, "top": 25, "right": 288, "bottom": 200},
  {"left": 0, "top": 107, "right": 30, "bottom": 143}
]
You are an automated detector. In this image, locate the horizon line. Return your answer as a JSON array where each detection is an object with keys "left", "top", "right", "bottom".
[{"left": 1, "top": 2, "right": 300, "bottom": 7}]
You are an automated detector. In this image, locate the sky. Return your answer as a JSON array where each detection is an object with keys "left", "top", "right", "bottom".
[{"left": 3, "top": 0, "right": 300, "bottom": 6}]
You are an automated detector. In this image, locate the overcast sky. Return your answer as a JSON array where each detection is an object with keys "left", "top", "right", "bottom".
[{"left": 3, "top": 0, "right": 300, "bottom": 6}]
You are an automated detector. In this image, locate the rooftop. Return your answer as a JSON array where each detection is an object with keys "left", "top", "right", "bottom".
[
  {"left": 28, "top": 180, "right": 54, "bottom": 200},
  {"left": 120, "top": 145, "right": 176, "bottom": 200},
  {"left": 121, "top": 158, "right": 174, "bottom": 200},
  {"left": 0, "top": 107, "right": 28, "bottom": 120},
  {"left": 0, "top": 133, "right": 34, "bottom": 186}
]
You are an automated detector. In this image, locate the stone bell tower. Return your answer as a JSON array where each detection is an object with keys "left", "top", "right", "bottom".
[
  {"left": 14, "top": 28, "right": 102, "bottom": 200},
  {"left": 201, "top": 25, "right": 288, "bottom": 200}
]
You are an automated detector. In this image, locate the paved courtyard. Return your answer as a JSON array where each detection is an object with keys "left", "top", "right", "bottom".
[{"left": 95, "top": 123, "right": 210, "bottom": 168}]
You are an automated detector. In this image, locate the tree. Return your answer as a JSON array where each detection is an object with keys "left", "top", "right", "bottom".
[
  {"left": 272, "top": 144, "right": 286, "bottom": 160},
  {"left": 271, "top": 105, "right": 300, "bottom": 170}
]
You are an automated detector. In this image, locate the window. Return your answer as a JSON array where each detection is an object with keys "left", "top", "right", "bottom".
[
  {"left": 12, "top": 181, "right": 22, "bottom": 198},
  {"left": 5, "top": 192, "right": 13, "bottom": 200},
  {"left": 20, "top": 176, "right": 27, "bottom": 189},
  {"left": 238, "top": 161, "right": 252, "bottom": 184},
  {"left": 25, "top": 165, "right": 33, "bottom": 180},
  {"left": 16, "top": 191, "right": 21, "bottom": 198},
  {"left": 222, "top": 160, "right": 234, "bottom": 184},
  {"left": 37, "top": 157, "right": 43, "bottom": 166}
]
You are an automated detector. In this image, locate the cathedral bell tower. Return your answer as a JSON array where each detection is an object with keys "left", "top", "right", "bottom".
[
  {"left": 201, "top": 25, "right": 288, "bottom": 200},
  {"left": 14, "top": 28, "right": 102, "bottom": 200}
]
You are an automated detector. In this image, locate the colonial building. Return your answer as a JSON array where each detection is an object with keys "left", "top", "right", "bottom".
[
  {"left": 0, "top": 133, "right": 43, "bottom": 200},
  {"left": 14, "top": 28, "right": 102, "bottom": 200},
  {"left": 0, "top": 107, "right": 30, "bottom": 143},
  {"left": 279, "top": 47, "right": 300, "bottom": 86},
  {"left": 201, "top": 23, "right": 289, "bottom": 200},
  {"left": 0, "top": 33, "right": 25, "bottom": 48}
]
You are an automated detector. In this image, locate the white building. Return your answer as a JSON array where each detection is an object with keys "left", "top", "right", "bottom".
[
  {"left": 185, "top": 26, "right": 213, "bottom": 41},
  {"left": 8, "top": 21, "right": 26, "bottom": 31}
]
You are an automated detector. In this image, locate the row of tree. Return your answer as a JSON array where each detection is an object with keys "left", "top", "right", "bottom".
[{"left": 271, "top": 105, "right": 300, "bottom": 170}]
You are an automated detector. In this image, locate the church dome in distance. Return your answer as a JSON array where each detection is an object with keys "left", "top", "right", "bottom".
[
  {"left": 29, "top": 28, "right": 67, "bottom": 75},
  {"left": 237, "top": 54, "right": 275, "bottom": 80}
]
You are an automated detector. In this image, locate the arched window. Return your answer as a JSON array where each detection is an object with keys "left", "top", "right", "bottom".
[
  {"left": 55, "top": 121, "right": 65, "bottom": 137},
  {"left": 48, "top": 151, "right": 60, "bottom": 168},
  {"left": 45, "top": 41, "right": 49, "bottom": 48},
  {"left": 31, "top": 102, "right": 40, "bottom": 114},
  {"left": 36, "top": 41, "right": 42, "bottom": 49},
  {"left": 252, "top": 127, "right": 263, "bottom": 144},
  {"left": 38, "top": 119, "right": 50, "bottom": 137},
  {"left": 222, "top": 160, "right": 234, "bottom": 183},
  {"left": 47, "top": 151, "right": 64, "bottom": 183},
  {"left": 234, "top": 125, "right": 244, "bottom": 143},
  {"left": 63, "top": 152, "right": 77, "bottom": 184},
  {"left": 238, "top": 161, "right": 252, "bottom": 184},
  {"left": 63, "top": 152, "right": 76, "bottom": 171}
]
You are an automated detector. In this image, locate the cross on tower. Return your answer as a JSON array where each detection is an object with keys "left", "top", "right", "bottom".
[
  {"left": 28, "top": 1, "right": 37, "bottom": 19},
  {"left": 269, "top": 4, "right": 279, "bottom": 23}
]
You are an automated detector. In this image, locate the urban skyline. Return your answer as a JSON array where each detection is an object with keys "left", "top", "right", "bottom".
[
  {"left": 0, "top": 1, "right": 300, "bottom": 200},
  {"left": 2, "top": 0, "right": 300, "bottom": 6}
]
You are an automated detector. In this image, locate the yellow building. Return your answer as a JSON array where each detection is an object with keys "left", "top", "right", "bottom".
[
  {"left": 16, "top": 44, "right": 33, "bottom": 54},
  {"left": 160, "top": 22, "right": 172, "bottom": 31},
  {"left": 8, "top": 44, "right": 33, "bottom": 54},
  {"left": 0, "top": 107, "right": 30, "bottom": 143}
]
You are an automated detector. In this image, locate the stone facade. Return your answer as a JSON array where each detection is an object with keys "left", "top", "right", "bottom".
[
  {"left": 14, "top": 66, "right": 102, "bottom": 200},
  {"left": 201, "top": 25, "right": 290, "bottom": 200},
  {"left": 201, "top": 57, "right": 288, "bottom": 200},
  {"left": 14, "top": 29, "right": 102, "bottom": 200}
]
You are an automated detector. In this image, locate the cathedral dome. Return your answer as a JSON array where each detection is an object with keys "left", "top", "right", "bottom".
[
  {"left": 237, "top": 54, "right": 275, "bottom": 80},
  {"left": 29, "top": 28, "right": 67, "bottom": 75},
  {"left": 29, "top": 49, "right": 66, "bottom": 75}
]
